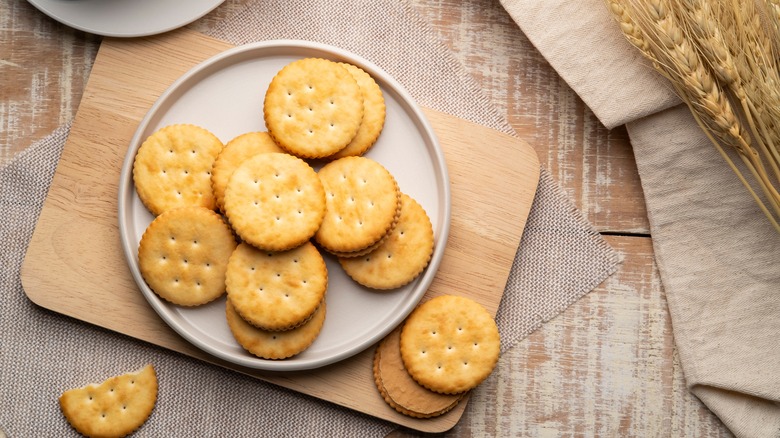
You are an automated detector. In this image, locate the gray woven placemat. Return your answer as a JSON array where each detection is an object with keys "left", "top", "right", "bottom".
[{"left": 0, "top": 1, "right": 618, "bottom": 436}]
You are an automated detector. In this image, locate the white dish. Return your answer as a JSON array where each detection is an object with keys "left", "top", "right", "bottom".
[
  {"left": 27, "top": 0, "right": 224, "bottom": 38},
  {"left": 118, "top": 40, "right": 451, "bottom": 371}
]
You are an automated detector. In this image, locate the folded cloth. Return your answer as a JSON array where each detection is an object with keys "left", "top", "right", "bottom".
[
  {"left": 0, "top": 0, "right": 618, "bottom": 436},
  {"left": 628, "top": 107, "right": 780, "bottom": 438},
  {"left": 499, "top": 0, "right": 680, "bottom": 129},
  {"left": 500, "top": 0, "right": 780, "bottom": 436}
]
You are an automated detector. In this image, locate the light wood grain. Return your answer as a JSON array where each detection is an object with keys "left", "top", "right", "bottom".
[
  {"left": 413, "top": 0, "right": 649, "bottom": 235},
  {"left": 19, "top": 28, "right": 539, "bottom": 433},
  {"left": 409, "top": 1, "right": 730, "bottom": 436},
  {"left": 2, "top": 0, "right": 734, "bottom": 435},
  {"left": 390, "top": 235, "right": 729, "bottom": 437}
]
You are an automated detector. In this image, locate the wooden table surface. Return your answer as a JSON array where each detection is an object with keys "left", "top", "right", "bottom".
[{"left": 1, "top": 0, "right": 733, "bottom": 436}]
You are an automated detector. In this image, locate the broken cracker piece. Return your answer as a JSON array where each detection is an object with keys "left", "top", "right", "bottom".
[{"left": 59, "top": 364, "right": 158, "bottom": 438}]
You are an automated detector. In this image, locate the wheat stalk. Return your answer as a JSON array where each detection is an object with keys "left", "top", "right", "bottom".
[
  {"left": 767, "top": 0, "right": 780, "bottom": 38},
  {"left": 607, "top": 0, "right": 780, "bottom": 233},
  {"left": 607, "top": 0, "right": 655, "bottom": 58},
  {"left": 702, "top": 1, "right": 780, "bottom": 200}
]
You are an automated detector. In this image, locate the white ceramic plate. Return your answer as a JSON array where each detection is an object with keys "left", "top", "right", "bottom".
[
  {"left": 26, "top": 0, "right": 224, "bottom": 38},
  {"left": 118, "top": 41, "right": 451, "bottom": 371}
]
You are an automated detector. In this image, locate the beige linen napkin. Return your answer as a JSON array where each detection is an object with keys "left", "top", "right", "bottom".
[
  {"left": 500, "top": 0, "right": 780, "bottom": 437},
  {"left": 500, "top": 0, "right": 680, "bottom": 129},
  {"left": 0, "top": 0, "right": 618, "bottom": 436},
  {"left": 628, "top": 107, "right": 780, "bottom": 438}
]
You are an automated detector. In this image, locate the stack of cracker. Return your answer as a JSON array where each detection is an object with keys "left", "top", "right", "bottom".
[
  {"left": 373, "top": 295, "right": 500, "bottom": 419},
  {"left": 131, "top": 58, "right": 437, "bottom": 362}
]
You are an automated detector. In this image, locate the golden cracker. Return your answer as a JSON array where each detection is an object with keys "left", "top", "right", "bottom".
[
  {"left": 138, "top": 206, "right": 237, "bottom": 307},
  {"left": 315, "top": 156, "right": 401, "bottom": 255},
  {"left": 226, "top": 299, "right": 326, "bottom": 360},
  {"left": 226, "top": 241, "right": 328, "bottom": 331},
  {"left": 211, "top": 131, "right": 284, "bottom": 213},
  {"left": 327, "top": 63, "right": 386, "bottom": 160},
  {"left": 133, "top": 124, "right": 223, "bottom": 216},
  {"left": 223, "top": 152, "right": 325, "bottom": 251},
  {"left": 59, "top": 364, "right": 157, "bottom": 438},
  {"left": 400, "top": 295, "right": 500, "bottom": 394},
  {"left": 264, "top": 58, "right": 364, "bottom": 158},
  {"left": 339, "top": 193, "right": 433, "bottom": 289}
]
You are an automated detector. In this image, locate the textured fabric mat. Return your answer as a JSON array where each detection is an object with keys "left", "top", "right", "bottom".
[{"left": 0, "top": 0, "right": 618, "bottom": 436}]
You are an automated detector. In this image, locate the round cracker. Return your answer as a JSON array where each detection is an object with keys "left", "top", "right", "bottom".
[
  {"left": 226, "top": 298, "right": 326, "bottom": 360},
  {"left": 339, "top": 193, "right": 433, "bottom": 289},
  {"left": 327, "top": 63, "right": 386, "bottom": 160},
  {"left": 226, "top": 241, "right": 328, "bottom": 331},
  {"left": 373, "top": 328, "right": 463, "bottom": 418},
  {"left": 211, "top": 131, "right": 284, "bottom": 213},
  {"left": 223, "top": 152, "right": 325, "bottom": 252},
  {"left": 264, "top": 58, "right": 364, "bottom": 159},
  {"left": 400, "top": 295, "right": 500, "bottom": 394},
  {"left": 133, "top": 124, "right": 224, "bottom": 216},
  {"left": 138, "top": 206, "right": 237, "bottom": 306},
  {"left": 315, "top": 156, "right": 401, "bottom": 255}
]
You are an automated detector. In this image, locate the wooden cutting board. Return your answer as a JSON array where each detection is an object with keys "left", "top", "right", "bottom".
[{"left": 20, "top": 28, "right": 539, "bottom": 433}]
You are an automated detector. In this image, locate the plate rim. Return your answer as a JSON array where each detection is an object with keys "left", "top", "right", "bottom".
[
  {"left": 117, "top": 39, "right": 451, "bottom": 371},
  {"left": 26, "top": 0, "right": 225, "bottom": 38}
]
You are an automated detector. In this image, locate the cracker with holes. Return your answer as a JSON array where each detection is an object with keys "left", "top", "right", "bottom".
[
  {"left": 264, "top": 58, "right": 364, "bottom": 159},
  {"left": 373, "top": 327, "right": 463, "bottom": 418},
  {"left": 226, "top": 298, "right": 326, "bottom": 360},
  {"left": 226, "top": 241, "right": 327, "bottom": 331},
  {"left": 223, "top": 152, "right": 325, "bottom": 252},
  {"left": 133, "top": 124, "right": 224, "bottom": 216},
  {"left": 211, "top": 131, "right": 284, "bottom": 213},
  {"left": 315, "top": 156, "right": 401, "bottom": 257},
  {"left": 327, "top": 63, "right": 386, "bottom": 160},
  {"left": 138, "top": 206, "right": 237, "bottom": 306},
  {"left": 59, "top": 364, "right": 157, "bottom": 438},
  {"left": 400, "top": 295, "right": 500, "bottom": 394},
  {"left": 339, "top": 193, "right": 433, "bottom": 289}
]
